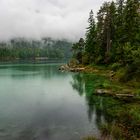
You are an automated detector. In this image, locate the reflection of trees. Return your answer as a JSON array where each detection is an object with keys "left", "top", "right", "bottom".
[
  {"left": 6, "top": 64, "right": 68, "bottom": 79},
  {"left": 71, "top": 73, "right": 120, "bottom": 128},
  {"left": 71, "top": 73, "right": 85, "bottom": 96},
  {"left": 15, "top": 126, "right": 36, "bottom": 140}
]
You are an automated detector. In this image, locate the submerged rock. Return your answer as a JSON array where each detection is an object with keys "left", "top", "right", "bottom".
[
  {"left": 95, "top": 89, "right": 112, "bottom": 95},
  {"left": 59, "top": 65, "right": 69, "bottom": 71}
]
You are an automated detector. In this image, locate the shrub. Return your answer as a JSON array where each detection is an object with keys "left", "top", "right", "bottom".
[
  {"left": 82, "top": 53, "right": 90, "bottom": 65},
  {"left": 111, "top": 63, "right": 122, "bottom": 71}
]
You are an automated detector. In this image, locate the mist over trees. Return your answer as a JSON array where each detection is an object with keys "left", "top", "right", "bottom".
[
  {"left": 72, "top": 0, "right": 140, "bottom": 81},
  {"left": 0, "top": 38, "right": 72, "bottom": 60}
]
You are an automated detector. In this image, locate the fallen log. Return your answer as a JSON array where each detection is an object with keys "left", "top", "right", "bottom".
[{"left": 115, "top": 94, "right": 134, "bottom": 97}]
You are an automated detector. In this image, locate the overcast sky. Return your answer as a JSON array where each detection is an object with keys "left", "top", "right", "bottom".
[{"left": 0, "top": 0, "right": 112, "bottom": 41}]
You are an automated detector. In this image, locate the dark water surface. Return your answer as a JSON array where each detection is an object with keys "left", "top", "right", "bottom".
[{"left": 0, "top": 63, "right": 116, "bottom": 140}]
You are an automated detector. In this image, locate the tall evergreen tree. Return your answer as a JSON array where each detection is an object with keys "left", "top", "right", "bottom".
[
  {"left": 96, "top": 2, "right": 116, "bottom": 63},
  {"left": 113, "top": 0, "right": 125, "bottom": 63},
  {"left": 105, "top": 1, "right": 116, "bottom": 63},
  {"left": 123, "top": 0, "right": 140, "bottom": 45},
  {"left": 72, "top": 38, "right": 85, "bottom": 64},
  {"left": 85, "top": 10, "right": 97, "bottom": 63}
]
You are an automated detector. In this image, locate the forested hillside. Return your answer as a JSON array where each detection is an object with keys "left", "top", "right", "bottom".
[
  {"left": 0, "top": 38, "right": 72, "bottom": 60},
  {"left": 72, "top": 0, "right": 140, "bottom": 82}
]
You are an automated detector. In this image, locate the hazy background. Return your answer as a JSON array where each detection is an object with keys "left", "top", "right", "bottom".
[{"left": 0, "top": 0, "right": 111, "bottom": 41}]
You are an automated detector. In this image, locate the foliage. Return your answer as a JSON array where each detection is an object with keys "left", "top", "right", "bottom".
[
  {"left": 110, "top": 62, "right": 122, "bottom": 71},
  {"left": 71, "top": 1, "right": 140, "bottom": 138},
  {"left": 0, "top": 38, "right": 72, "bottom": 60},
  {"left": 71, "top": 72, "right": 140, "bottom": 139},
  {"left": 72, "top": 38, "right": 85, "bottom": 64},
  {"left": 72, "top": 0, "right": 140, "bottom": 81}
]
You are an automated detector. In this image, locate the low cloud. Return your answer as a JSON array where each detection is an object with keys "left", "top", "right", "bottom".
[{"left": 0, "top": 0, "right": 111, "bottom": 41}]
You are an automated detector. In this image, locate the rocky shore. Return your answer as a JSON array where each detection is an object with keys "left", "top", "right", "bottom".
[{"left": 59, "top": 64, "right": 85, "bottom": 72}]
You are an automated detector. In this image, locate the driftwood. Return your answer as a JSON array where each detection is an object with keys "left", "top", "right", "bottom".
[
  {"left": 59, "top": 65, "right": 85, "bottom": 72},
  {"left": 95, "top": 89, "right": 135, "bottom": 101},
  {"left": 69, "top": 68, "right": 85, "bottom": 72},
  {"left": 115, "top": 94, "right": 134, "bottom": 97}
]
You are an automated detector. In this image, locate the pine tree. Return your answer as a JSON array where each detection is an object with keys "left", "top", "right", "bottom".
[
  {"left": 105, "top": 1, "right": 116, "bottom": 63},
  {"left": 85, "top": 10, "right": 97, "bottom": 63},
  {"left": 72, "top": 38, "right": 85, "bottom": 64},
  {"left": 112, "top": 0, "right": 125, "bottom": 63},
  {"left": 123, "top": 0, "right": 140, "bottom": 45},
  {"left": 96, "top": 2, "right": 116, "bottom": 63}
]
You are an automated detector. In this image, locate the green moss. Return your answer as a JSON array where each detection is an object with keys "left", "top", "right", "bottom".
[
  {"left": 100, "top": 123, "right": 125, "bottom": 140},
  {"left": 71, "top": 67, "right": 140, "bottom": 140},
  {"left": 110, "top": 62, "right": 122, "bottom": 71}
]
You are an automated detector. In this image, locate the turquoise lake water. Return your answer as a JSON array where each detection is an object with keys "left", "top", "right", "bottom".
[{"left": 0, "top": 63, "right": 103, "bottom": 140}]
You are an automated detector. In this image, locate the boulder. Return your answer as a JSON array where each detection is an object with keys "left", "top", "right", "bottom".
[{"left": 95, "top": 89, "right": 112, "bottom": 95}]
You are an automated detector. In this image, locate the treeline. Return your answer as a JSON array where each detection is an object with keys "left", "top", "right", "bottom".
[
  {"left": 72, "top": 0, "right": 140, "bottom": 81},
  {"left": 0, "top": 38, "right": 72, "bottom": 60}
]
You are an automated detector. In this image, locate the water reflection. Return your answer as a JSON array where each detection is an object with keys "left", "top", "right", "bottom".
[
  {"left": 0, "top": 64, "right": 68, "bottom": 79},
  {"left": 0, "top": 63, "right": 99, "bottom": 140},
  {"left": 71, "top": 73, "right": 120, "bottom": 128},
  {"left": 70, "top": 73, "right": 85, "bottom": 96}
]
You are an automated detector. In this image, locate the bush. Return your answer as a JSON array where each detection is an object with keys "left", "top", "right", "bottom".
[
  {"left": 115, "top": 68, "right": 127, "bottom": 82},
  {"left": 111, "top": 63, "right": 122, "bottom": 71},
  {"left": 82, "top": 53, "right": 89, "bottom": 65},
  {"left": 68, "top": 58, "right": 78, "bottom": 67}
]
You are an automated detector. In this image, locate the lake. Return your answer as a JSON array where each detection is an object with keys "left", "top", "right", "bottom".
[{"left": 0, "top": 63, "right": 118, "bottom": 140}]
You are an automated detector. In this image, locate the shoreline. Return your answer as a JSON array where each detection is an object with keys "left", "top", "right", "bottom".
[
  {"left": 64, "top": 64, "right": 140, "bottom": 140},
  {"left": 59, "top": 64, "right": 140, "bottom": 102}
]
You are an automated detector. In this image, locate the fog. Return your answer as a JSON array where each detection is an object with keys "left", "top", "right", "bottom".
[{"left": 0, "top": 0, "right": 111, "bottom": 41}]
